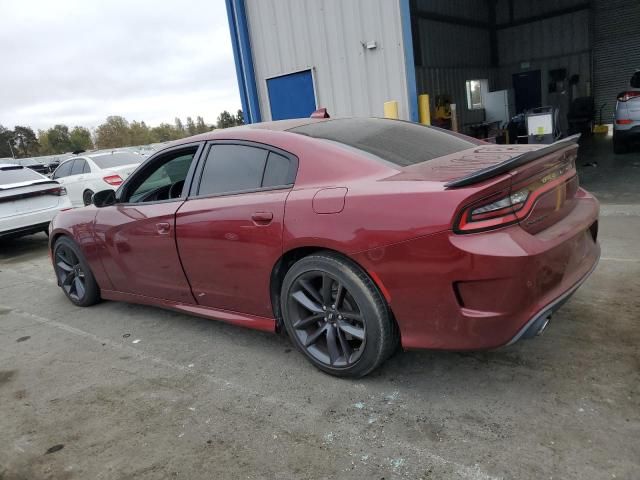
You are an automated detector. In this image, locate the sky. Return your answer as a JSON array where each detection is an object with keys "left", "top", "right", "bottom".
[{"left": 0, "top": 0, "right": 241, "bottom": 131}]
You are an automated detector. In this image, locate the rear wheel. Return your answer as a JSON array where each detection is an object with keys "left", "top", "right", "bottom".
[
  {"left": 53, "top": 236, "right": 100, "bottom": 307},
  {"left": 83, "top": 189, "right": 94, "bottom": 206},
  {"left": 281, "top": 253, "right": 396, "bottom": 377}
]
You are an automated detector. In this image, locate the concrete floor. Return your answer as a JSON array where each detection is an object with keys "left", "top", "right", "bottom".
[{"left": 0, "top": 137, "right": 639, "bottom": 480}]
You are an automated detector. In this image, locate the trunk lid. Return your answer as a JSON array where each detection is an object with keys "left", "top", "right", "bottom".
[
  {"left": 399, "top": 136, "right": 581, "bottom": 234},
  {"left": 0, "top": 180, "right": 65, "bottom": 218}
]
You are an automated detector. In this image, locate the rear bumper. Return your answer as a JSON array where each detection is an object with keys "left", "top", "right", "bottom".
[
  {"left": 0, "top": 204, "right": 69, "bottom": 238},
  {"left": 353, "top": 189, "right": 600, "bottom": 350},
  {"left": 0, "top": 221, "right": 50, "bottom": 239},
  {"left": 505, "top": 252, "right": 599, "bottom": 345},
  {"left": 613, "top": 125, "right": 640, "bottom": 138}
]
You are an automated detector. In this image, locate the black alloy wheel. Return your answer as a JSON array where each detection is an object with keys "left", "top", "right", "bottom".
[
  {"left": 281, "top": 253, "right": 397, "bottom": 377},
  {"left": 53, "top": 237, "right": 100, "bottom": 307},
  {"left": 289, "top": 271, "right": 366, "bottom": 368}
]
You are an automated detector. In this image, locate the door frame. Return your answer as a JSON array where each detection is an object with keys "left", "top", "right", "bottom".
[
  {"left": 116, "top": 141, "right": 206, "bottom": 206},
  {"left": 186, "top": 140, "right": 299, "bottom": 201}
]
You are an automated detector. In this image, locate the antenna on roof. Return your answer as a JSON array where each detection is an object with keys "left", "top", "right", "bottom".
[{"left": 310, "top": 108, "right": 330, "bottom": 119}]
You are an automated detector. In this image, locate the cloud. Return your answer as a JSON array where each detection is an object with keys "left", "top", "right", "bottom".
[{"left": 0, "top": 0, "right": 241, "bottom": 130}]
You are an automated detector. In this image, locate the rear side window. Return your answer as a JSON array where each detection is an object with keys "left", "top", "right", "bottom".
[
  {"left": 71, "top": 159, "right": 86, "bottom": 175},
  {"left": 289, "top": 118, "right": 479, "bottom": 167},
  {"left": 198, "top": 145, "right": 268, "bottom": 196},
  {"left": 91, "top": 152, "right": 142, "bottom": 169},
  {"left": 0, "top": 166, "right": 43, "bottom": 185},
  {"left": 631, "top": 71, "right": 640, "bottom": 88},
  {"left": 53, "top": 160, "right": 73, "bottom": 179},
  {"left": 263, "top": 152, "right": 293, "bottom": 187}
]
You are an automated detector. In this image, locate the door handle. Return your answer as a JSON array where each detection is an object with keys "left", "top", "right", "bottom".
[
  {"left": 251, "top": 212, "right": 273, "bottom": 225},
  {"left": 156, "top": 222, "right": 171, "bottom": 235}
]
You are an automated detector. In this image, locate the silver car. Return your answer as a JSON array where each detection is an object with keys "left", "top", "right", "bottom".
[{"left": 613, "top": 70, "right": 640, "bottom": 154}]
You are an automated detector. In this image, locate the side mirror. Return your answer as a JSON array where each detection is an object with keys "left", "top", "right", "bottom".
[{"left": 92, "top": 189, "right": 117, "bottom": 208}]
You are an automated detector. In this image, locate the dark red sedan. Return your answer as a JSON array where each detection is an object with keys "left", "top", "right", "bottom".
[{"left": 50, "top": 117, "right": 600, "bottom": 377}]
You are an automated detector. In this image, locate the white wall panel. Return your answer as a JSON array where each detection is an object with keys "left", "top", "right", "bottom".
[{"left": 244, "top": 0, "right": 410, "bottom": 121}]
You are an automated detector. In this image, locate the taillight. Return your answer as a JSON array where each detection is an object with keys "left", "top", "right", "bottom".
[
  {"left": 103, "top": 174, "right": 123, "bottom": 186},
  {"left": 46, "top": 186, "right": 67, "bottom": 196},
  {"left": 616, "top": 119, "right": 633, "bottom": 125},
  {"left": 617, "top": 91, "right": 640, "bottom": 102},
  {"left": 455, "top": 158, "right": 575, "bottom": 234}
]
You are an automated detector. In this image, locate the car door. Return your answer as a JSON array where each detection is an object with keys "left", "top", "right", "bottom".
[
  {"left": 176, "top": 141, "right": 297, "bottom": 318},
  {"left": 93, "top": 143, "right": 203, "bottom": 303},
  {"left": 62, "top": 158, "right": 89, "bottom": 206},
  {"left": 52, "top": 159, "right": 73, "bottom": 188}
]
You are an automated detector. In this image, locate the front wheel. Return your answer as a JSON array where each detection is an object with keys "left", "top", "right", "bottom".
[
  {"left": 281, "top": 253, "right": 397, "bottom": 377},
  {"left": 53, "top": 236, "right": 100, "bottom": 307}
]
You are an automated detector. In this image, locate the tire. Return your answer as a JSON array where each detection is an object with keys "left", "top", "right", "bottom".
[
  {"left": 53, "top": 236, "right": 100, "bottom": 307},
  {"left": 83, "top": 189, "right": 94, "bottom": 206},
  {"left": 613, "top": 132, "right": 629, "bottom": 154},
  {"left": 281, "top": 252, "right": 397, "bottom": 377}
]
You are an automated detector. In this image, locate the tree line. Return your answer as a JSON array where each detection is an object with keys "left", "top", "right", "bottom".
[{"left": 0, "top": 110, "right": 243, "bottom": 158}]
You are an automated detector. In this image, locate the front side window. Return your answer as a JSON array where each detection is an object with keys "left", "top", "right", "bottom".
[
  {"left": 125, "top": 148, "right": 197, "bottom": 203},
  {"left": 53, "top": 160, "right": 73, "bottom": 179}
]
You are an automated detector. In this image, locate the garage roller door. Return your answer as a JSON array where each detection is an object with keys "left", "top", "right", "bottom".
[{"left": 593, "top": 0, "right": 640, "bottom": 122}]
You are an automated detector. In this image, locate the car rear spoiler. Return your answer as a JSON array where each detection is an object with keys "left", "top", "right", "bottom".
[
  {"left": 444, "top": 134, "right": 581, "bottom": 189},
  {"left": 0, "top": 180, "right": 59, "bottom": 193}
]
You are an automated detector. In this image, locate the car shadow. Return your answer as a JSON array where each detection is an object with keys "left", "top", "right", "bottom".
[{"left": 0, "top": 233, "right": 50, "bottom": 262}]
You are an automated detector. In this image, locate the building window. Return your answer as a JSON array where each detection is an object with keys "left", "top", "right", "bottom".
[{"left": 466, "top": 79, "right": 487, "bottom": 110}]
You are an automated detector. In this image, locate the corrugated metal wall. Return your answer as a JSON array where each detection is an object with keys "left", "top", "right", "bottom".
[
  {"left": 414, "top": 0, "right": 490, "bottom": 22},
  {"left": 244, "top": 0, "right": 410, "bottom": 121},
  {"left": 495, "top": 8, "right": 591, "bottom": 109},
  {"left": 412, "top": 0, "right": 495, "bottom": 127},
  {"left": 495, "top": 0, "right": 587, "bottom": 23},
  {"left": 593, "top": 0, "right": 640, "bottom": 122}
]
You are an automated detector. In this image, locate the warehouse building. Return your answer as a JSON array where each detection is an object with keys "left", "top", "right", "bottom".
[{"left": 225, "top": 0, "right": 639, "bottom": 141}]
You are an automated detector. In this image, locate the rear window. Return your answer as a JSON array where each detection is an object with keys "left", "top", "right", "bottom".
[
  {"left": 0, "top": 166, "right": 44, "bottom": 186},
  {"left": 289, "top": 118, "right": 479, "bottom": 167},
  {"left": 631, "top": 71, "right": 640, "bottom": 89},
  {"left": 91, "top": 152, "right": 142, "bottom": 169}
]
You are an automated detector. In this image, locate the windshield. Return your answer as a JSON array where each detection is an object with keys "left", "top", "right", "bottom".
[
  {"left": 91, "top": 152, "right": 143, "bottom": 169},
  {"left": 0, "top": 166, "right": 44, "bottom": 186},
  {"left": 288, "top": 118, "right": 479, "bottom": 167},
  {"left": 631, "top": 71, "right": 640, "bottom": 89}
]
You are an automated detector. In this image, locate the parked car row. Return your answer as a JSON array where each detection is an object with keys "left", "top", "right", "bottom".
[
  {"left": 0, "top": 164, "right": 72, "bottom": 239},
  {"left": 51, "top": 151, "right": 143, "bottom": 207},
  {"left": 1, "top": 151, "right": 143, "bottom": 239}
]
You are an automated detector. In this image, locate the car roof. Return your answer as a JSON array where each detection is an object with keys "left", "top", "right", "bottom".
[{"left": 176, "top": 118, "right": 331, "bottom": 143}]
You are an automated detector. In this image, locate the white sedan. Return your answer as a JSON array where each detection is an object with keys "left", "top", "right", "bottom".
[
  {"left": 51, "top": 152, "right": 143, "bottom": 207},
  {"left": 0, "top": 164, "right": 72, "bottom": 239}
]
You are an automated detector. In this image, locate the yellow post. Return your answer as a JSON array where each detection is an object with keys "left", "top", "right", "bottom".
[
  {"left": 383, "top": 101, "right": 399, "bottom": 119},
  {"left": 418, "top": 94, "right": 431, "bottom": 125}
]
